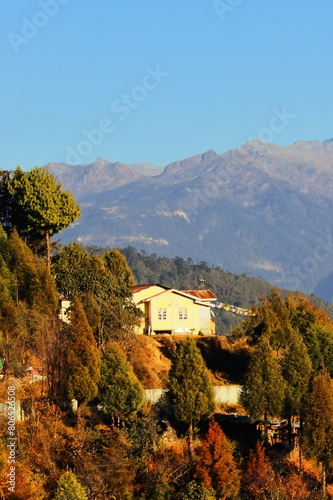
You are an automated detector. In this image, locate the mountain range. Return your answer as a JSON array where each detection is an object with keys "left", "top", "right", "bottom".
[{"left": 47, "top": 139, "right": 333, "bottom": 300}]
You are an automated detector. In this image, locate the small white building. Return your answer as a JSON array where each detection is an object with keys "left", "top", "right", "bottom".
[{"left": 58, "top": 297, "right": 71, "bottom": 324}]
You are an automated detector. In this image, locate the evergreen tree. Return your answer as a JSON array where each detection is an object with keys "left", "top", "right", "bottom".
[
  {"left": 0, "top": 170, "right": 14, "bottom": 231},
  {"left": 103, "top": 248, "right": 135, "bottom": 290},
  {"left": 179, "top": 480, "right": 216, "bottom": 500},
  {"left": 303, "top": 369, "right": 333, "bottom": 498},
  {"left": 194, "top": 420, "right": 240, "bottom": 500},
  {"left": 61, "top": 300, "right": 100, "bottom": 405},
  {"left": 81, "top": 292, "right": 101, "bottom": 332},
  {"left": 53, "top": 471, "right": 88, "bottom": 500},
  {"left": 241, "top": 337, "right": 286, "bottom": 436},
  {"left": 98, "top": 343, "right": 144, "bottom": 424},
  {"left": 126, "top": 412, "right": 161, "bottom": 465},
  {"left": 167, "top": 338, "right": 215, "bottom": 448},
  {"left": 286, "top": 295, "right": 333, "bottom": 375},
  {"left": 281, "top": 330, "right": 312, "bottom": 442},
  {"left": 6, "top": 166, "right": 80, "bottom": 267},
  {"left": 309, "top": 323, "right": 333, "bottom": 376},
  {"left": 0, "top": 229, "right": 59, "bottom": 375},
  {"left": 6, "top": 230, "right": 58, "bottom": 315},
  {"left": 0, "top": 233, "right": 14, "bottom": 304},
  {"left": 54, "top": 243, "right": 141, "bottom": 346},
  {"left": 0, "top": 222, "right": 8, "bottom": 253},
  {"left": 238, "top": 288, "right": 291, "bottom": 350},
  {"left": 54, "top": 243, "right": 115, "bottom": 301}
]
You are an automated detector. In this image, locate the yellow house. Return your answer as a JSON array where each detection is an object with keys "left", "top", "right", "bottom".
[{"left": 131, "top": 285, "right": 216, "bottom": 335}]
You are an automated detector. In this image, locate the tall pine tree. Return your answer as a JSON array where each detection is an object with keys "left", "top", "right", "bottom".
[
  {"left": 98, "top": 343, "right": 144, "bottom": 424},
  {"left": 60, "top": 300, "right": 100, "bottom": 406},
  {"left": 281, "top": 330, "right": 312, "bottom": 443},
  {"left": 167, "top": 338, "right": 215, "bottom": 450},
  {"left": 303, "top": 369, "right": 333, "bottom": 498},
  {"left": 6, "top": 166, "right": 80, "bottom": 267},
  {"left": 103, "top": 248, "right": 135, "bottom": 291},
  {"left": 241, "top": 337, "right": 285, "bottom": 437}
]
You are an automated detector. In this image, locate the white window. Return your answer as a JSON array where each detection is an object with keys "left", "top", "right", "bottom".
[
  {"left": 179, "top": 307, "right": 188, "bottom": 320},
  {"left": 157, "top": 307, "right": 167, "bottom": 320}
]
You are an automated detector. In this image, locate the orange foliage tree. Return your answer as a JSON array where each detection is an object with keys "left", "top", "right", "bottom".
[
  {"left": 242, "top": 441, "right": 274, "bottom": 500},
  {"left": 277, "top": 470, "right": 309, "bottom": 500},
  {"left": 194, "top": 420, "right": 240, "bottom": 500}
]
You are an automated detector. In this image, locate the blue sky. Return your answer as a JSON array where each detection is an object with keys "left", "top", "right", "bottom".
[{"left": 1, "top": 0, "right": 333, "bottom": 169}]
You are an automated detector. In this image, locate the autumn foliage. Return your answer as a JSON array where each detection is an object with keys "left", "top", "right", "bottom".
[
  {"left": 0, "top": 170, "right": 333, "bottom": 499},
  {"left": 195, "top": 420, "right": 240, "bottom": 500},
  {"left": 243, "top": 441, "right": 275, "bottom": 499}
]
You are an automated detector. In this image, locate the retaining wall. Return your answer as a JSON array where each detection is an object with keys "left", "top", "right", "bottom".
[{"left": 144, "top": 385, "right": 241, "bottom": 405}]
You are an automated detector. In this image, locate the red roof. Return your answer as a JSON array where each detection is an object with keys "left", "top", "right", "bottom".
[{"left": 181, "top": 290, "right": 217, "bottom": 300}]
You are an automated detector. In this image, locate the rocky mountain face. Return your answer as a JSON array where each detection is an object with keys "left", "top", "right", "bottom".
[{"left": 46, "top": 139, "right": 333, "bottom": 300}]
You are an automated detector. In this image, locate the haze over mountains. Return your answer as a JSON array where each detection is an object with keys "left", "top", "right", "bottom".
[{"left": 47, "top": 139, "right": 333, "bottom": 300}]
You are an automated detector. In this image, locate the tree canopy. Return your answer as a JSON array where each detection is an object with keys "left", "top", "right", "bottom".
[
  {"left": 303, "top": 369, "right": 333, "bottom": 497},
  {"left": 281, "top": 329, "right": 312, "bottom": 422},
  {"left": 195, "top": 420, "right": 240, "bottom": 500},
  {"left": 54, "top": 244, "right": 142, "bottom": 347},
  {"left": 98, "top": 343, "right": 144, "bottom": 423},
  {"left": 240, "top": 336, "right": 286, "bottom": 433},
  {"left": 53, "top": 471, "right": 88, "bottom": 500},
  {"left": 167, "top": 338, "right": 215, "bottom": 446},
  {"left": 103, "top": 248, "right": 135, "bottom": 291},
  {"left": 62, "top": 300, "right": 101, "bottom": 405},
  {"left": 1, "top": 166, "right": 80, "bottom": 267}
]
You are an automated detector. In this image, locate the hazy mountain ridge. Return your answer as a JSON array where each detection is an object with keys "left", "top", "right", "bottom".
[{"left": 46, "top": 139, "right": 333, "bottom": 298}]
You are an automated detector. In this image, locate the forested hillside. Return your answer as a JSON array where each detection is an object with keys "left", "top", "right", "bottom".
[{"left": 1, "top": 167, "right": 333, "bottom": 498}]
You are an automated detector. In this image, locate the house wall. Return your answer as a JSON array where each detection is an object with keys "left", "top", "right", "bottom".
[
  {"left": 132, "top": 287, "right": 214, "bottom": 335},
  {"left": 148, "top": 291, "right": 210, "bottom": 335},
  {"left": 132, "top": 286, "right": 166, "bottom": 334}
]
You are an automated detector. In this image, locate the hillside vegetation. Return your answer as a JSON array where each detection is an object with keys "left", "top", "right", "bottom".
[{"left": 1, "top": 167, "right": 333, "bottom": 498}]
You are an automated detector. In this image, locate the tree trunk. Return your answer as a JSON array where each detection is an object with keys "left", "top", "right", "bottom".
[
  {"left": 287, "top": 415, "right": 292, "bottom": 446},
  {"left": 322, "top": 462, "right": 327, "bottom": 499},
  {"left": 264, "top": 411, "right": 269, "bottom": 443},
  {"left": 46, "top": 230, "right": 51, "bottom": 269},
  {"left": 188, "top": 420, "right": 194, "bottom": 457},
  {"left": 299, "top": 417, "right": 303, "bottom": 471}
]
